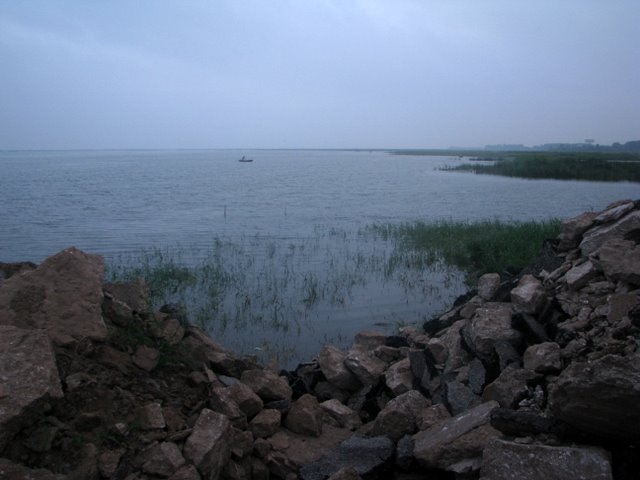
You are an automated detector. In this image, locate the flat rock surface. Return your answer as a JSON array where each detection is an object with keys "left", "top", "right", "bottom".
[
  {"left": 0, "top": 325, "right": 63, "bottom": 451},
  {"left": 0, "top": 247, "right": 107, "bottom": 345},
  {"left": 480, "top": 438, "right": 612, "bottom": 480}
]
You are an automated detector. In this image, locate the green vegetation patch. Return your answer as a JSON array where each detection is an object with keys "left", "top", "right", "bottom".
[
  {"left": 443, "top": 152, "right": 640, "bottom": 182},
  {"left": 372, "top": 219, "right": 562, "bottom": 283}
]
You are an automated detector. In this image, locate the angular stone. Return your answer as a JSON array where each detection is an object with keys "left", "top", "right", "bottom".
[
  {"left": 595, "top": 200, "right": 636, "bottom": 224},
  {"left": 422, "top": 339, "right": 446, "bottom": 367},
  {"left": 226, "top": 382, "right": 264, "bottom": 418},
  {"left": 344, "top": 350, "right": 387, "bottom": 386},
  {"left": 183, "top": 409, "right": 232, "bottom": 479},
  {"left": 511, "top": 275, "right": 546, "bottom": 314},
  {"left": 489, "top": 408, "right": 556, "bottom": 437},
  {"left": 137, "top": 402, "right": 166, "bottom": 430},
  {"left": 208, "top": 388, "right": 247, "bottom": 429},
  {"left": 480, "top": 438, "right": 612, "bottom": 480},
  {"left": 557, "top": 211, "right": 598, "bottom": 251},
  {"left": 548, "top": 353, "right": 640, "bottom": 441},
  {"left": 142, "top": 441, "right": 186, "bottom": 477},
  {"left": 580, "top": 209, "right": 640, "bottom": 255},
  {"left": 0, "top": 326, "right": 63, "bottom": 451},
  {"left": 467, "top": 358, "right": 487, "bottom": 395},
  {"left": 241, "top": 369, "right": 292, "bottom": 402},
  {"left": 383, "top": 357, "right": 413, "bottom": 396},
  {"left": 284, "top": 393, "right": 323, "bottom": 437},
  {"left": 478, "top": 273, "right": 501, "bottom": 301},
  {"left": 103, "top": 277, "right": 150, "bottom": 313},
  {"left": 523, "top": 342, "right": 562, "bottom": 373},
  {"left": 250, "top": 409, "right": 282, "bottom": 439},
  {"left": 608, "top": 292, "right": 639, "bottom": 324},
  {"left": 318, "top": 346, "right": 361, "bottom": 392},
  {"left": 468, "top": 304, "right": 521, "bottom": 362},
  {"left": 564, "top": 260, "right": 598, "bottom": 291},
  {"left": 442, "top": 319, "right": 474, "bottom": 374},
  {"left": 445, "top": 380, "right": 480, "bottom": 415},
  {"left": 0, "top": 247, "right": 107, "bottom": 345},
  {"left": 299, "top": 436, "right": 394, "bottom": 480},
  {"left": 482, "top": 367, "right": 540, "bottom": 408},
  {"left": 596, "top": 238, "right": 640, "bottom": 285},
  {"left": 102, "top": 294, "right": 136, "bottom": 326},
  {"left": 154, "top": 316, "right": 185, "bottom": 345},
  {"left": 320, "top": 399, "right": 361, "bottom": 430},
  {"left": 132, "top": 344, "right": 160, "bottom": 371},
  {"left": 371, "top": 390, "right": 431, "bottom": 441},
  {"left": 416, "top": 403, "right": 451, "bottom": 430},
  {"left": 374, "top": 345, "right": 401, "bottom": 363},
  {"left": 413, "top": 401, "right": 500, "bottom": 472},
  {"left": 0, "top": 459, "right": 66, "bottom": 480}
]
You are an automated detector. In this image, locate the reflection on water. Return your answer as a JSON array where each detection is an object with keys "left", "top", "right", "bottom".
[{"left": 107, "top": 227, "right": 467, "bottom": 369}]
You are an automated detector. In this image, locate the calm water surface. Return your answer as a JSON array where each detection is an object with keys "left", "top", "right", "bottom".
[{"left": 2, "top": 149, "right": 638, "bottom": 366}]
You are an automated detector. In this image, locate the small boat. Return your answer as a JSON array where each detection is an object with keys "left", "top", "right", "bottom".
[{"left": 238, "top": 155, "right": 253, "bottom": 163}]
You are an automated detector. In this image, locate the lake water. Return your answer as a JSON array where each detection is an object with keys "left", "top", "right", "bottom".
[{"left": 1, "top": 149, "right": 638, "bottom": 367}]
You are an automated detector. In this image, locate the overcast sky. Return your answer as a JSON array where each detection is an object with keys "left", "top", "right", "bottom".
[{"left": 1, "top": 1, "right": 638, "bottom": 149}]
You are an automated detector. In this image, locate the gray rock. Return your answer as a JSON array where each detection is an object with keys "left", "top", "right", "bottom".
[
  {"left": 284, "top": 393, "right": 323, "bottom": 437},
  {"left": 0, "top": 247, "right": 107, "bottom": 345},
  {"left": 564, "top": 260, "right": 599, "bottom": 290},
  {"left": 467, "top": 304, "right": 521, "bottom": 362},
  {"left": 445, "top": 380, "right": 481, "bottom": 415},
  {"left": 548, "top": 353, "right": 640, "bottom": 440},
  {"left": 523, "top": 342, "right": 562, "bottom": 373},
  {"left": 371, "top": 390, "right": 431, "bottom": 441},
  {"left": 226, "top": 382, "right": 264, "bottom": 418},
  {"left": 557, "top": 211, "right": 598, "bottom": 251},
  {"left": 168, "top": 464, "right": 202, "bottom": 480},
  {"left": 425, "top": 337, "right": 449, "bottom": 365},
  {"left": 208, "top": 388, "right": 247, "bottom": 429},
  {"left": 480, "top": 438, "right": 612, "bottom": 480},
  {"left": 580, "top": 209, "right": 640, "bottom": 255},
  {"left": 327, "top": 467, "right": 362, "bottom": 480},
  {"left": 318, "top": 346, "right": 362, "bottom": 392},
  {"left": 320, "top": 399, "right": 361, "bottom": 430},
  {"left": 416, "top": 403, "right": 451, "bottom": 430},
  {"left": 511, "top": 274, "right": 546, "bottom": 314},
  {"left": 250, "top": 409, "right": 282, "bottom": 438},
  {"left": 299, "top": 436, "right": 394, "bottom": 480},
  {"left": 478, "top": 273, "right": 501, "bottom": 301},
  {"left": 241, "top": 369, "right": 293, "bottom": 402},
  {"left": 482, "top": 367, "right": 540, "bottom": 408},
  {"left": 97, "top": 448, "right": 126, "bottom": 478},
  {"left": 352, "top": 331, "right": 388, "bottom": 351},
  {"left": 442, "top": 319, "right": 474, "bottom": 374},
  {"left": 0, "top": 325, "right": 63, "bottom": 451},
  {"left": 183, "top": 409, "right": 232, "bottom": 479},
  {"left": 413, "top": 401, "right": 500, "bottom": 473},
  {"left": 383, "top": 357, "right": 413, "bottom": 396},
  {"left": 137, "top": 402, "right": 166, "bottom": 430},
  {"left": 467, "top": 358, "right": 487, "bottom": 395},
  {"left": 594, "top": 200, "right": 636, "bottom": 224},
  {"left": 344, "top": 350, "right": 387, "bottom": 386},
  {"left": 490, "top": 408, "right": 556, "bottom": 436},
  {"left": 595, "top": 238, "right": 640, "bottom": 285}
]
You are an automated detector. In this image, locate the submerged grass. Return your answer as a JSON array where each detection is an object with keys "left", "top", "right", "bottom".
[
  {"left": 371, "top": 218, "right": 562, "bottom": 283},
  {"left": 442, "top": 152, "right": 640, "bottom": 182}
]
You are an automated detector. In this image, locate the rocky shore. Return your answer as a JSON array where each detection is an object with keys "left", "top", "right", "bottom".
[{"left": 1, "top": 199, "right": 639, "bottom": 480}]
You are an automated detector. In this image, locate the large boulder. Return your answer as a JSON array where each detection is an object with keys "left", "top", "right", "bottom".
[
  {"left": 0, "top": 325, "right": 63, "bottom": 451},
  {"left": 595, "top": 238, "right": 640, "bottom": 285},
  {"left": 413, "top": 401, "right": 500, "bottom": 474},
  {"left": 318, "top": 346, "right": 361, "bottom": 392},
  {"left": 466, "top": 304, "right": 521, "bottom": 362},
  {"left": 0, "top": 247, "right": 107, "bottom": 345},
  {"left": 240, "top": 369, "right": 293, "bottom": 402},
  {"left": 548, "top": 354, "right": 640, "bottom": 441},
  {"left": 284, "top": 394, "right": 324, "bottom": 437},
  {"left": 371, "top": 390, "right": 431, "bottom": 441},
  {"left": 510, "top": 275, "right": 546, "bottom": 314},
  {"left": 183, "top": 409, "right": 232, "bottom": 479},
  {"left": 580, "top": 209, "right": 640, "bottom": 255},
  {"left": 480, "top": 438, "right": 612, "bottom": 480}
]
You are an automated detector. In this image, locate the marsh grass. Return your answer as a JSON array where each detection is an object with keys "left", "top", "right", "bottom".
[
  {"left": 370, "top": 219, "right": 561, "bottom": 283},
  {"left": 442, "top": 152, "right": 640, "bottom": 182},
  {"left": 106, "top": 219, "right": 557, "bottom": 365}
]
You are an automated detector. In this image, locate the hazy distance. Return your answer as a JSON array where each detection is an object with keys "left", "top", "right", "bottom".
[{"left": 1, "top": 1, "right": 638, "bottom": 150}]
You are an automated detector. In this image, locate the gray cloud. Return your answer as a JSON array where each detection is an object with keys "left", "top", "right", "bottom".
[{"left": 1, "top": 0, "right": 638, "bottom": 149}]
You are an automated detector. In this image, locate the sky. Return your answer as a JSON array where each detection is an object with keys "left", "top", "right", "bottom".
[{"left": 1, "top": 1, "right": 639, "bottom": 149}]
